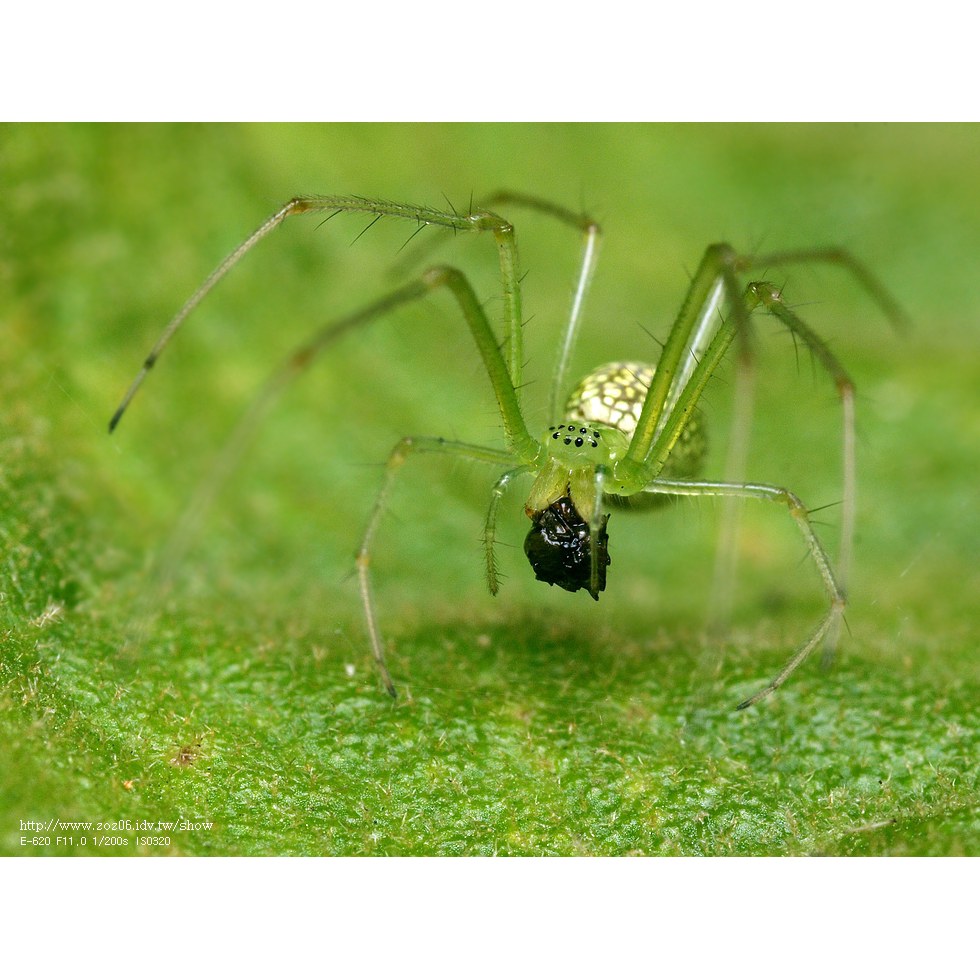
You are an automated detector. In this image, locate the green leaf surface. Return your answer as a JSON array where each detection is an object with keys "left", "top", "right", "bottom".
[{"left": 2, "top": 123, "right": 977, "bottom": 856}]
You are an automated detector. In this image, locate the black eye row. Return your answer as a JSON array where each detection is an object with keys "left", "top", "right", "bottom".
[{"left": 549, "top": 424, "right": 600, "bottom": 449}]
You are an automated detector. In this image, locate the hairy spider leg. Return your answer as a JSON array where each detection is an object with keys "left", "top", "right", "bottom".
[
  {"left": 741, "top": 278, "right": 856, "bottom": 657},
  {"left": 476, "top": 192, "right": 603, "bottom": 422},
  {"left": 484, "top": 466, "right": 534, "bottom": 595},
  {"left": 731, "top": 249, "right": 907, "bottom": 627},
  {"left": 109, "top": 195, "right": 539, "bottom": 433}
]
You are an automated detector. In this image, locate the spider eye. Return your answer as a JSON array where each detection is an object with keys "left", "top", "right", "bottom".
[{"left": 523, "top": 496, "right": 610, "bottom": 600}]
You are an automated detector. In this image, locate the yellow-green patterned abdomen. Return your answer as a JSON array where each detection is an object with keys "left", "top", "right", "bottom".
[{"left": 565, "top": 360, "right": 707, "bottom": 480}]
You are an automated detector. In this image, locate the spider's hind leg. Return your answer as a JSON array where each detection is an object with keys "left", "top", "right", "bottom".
[
  {"left": 743, "top": 279, "right": 857, "bottom": 660},
  {"left": 729, "top": 245, "right": 908, "bottom": 658},
  {"left": 705, "top": 270, "right": 860, "bottom": 668},
  {"left": 641, "top": 476, "right": 846, "bottom": 709},
  {"left": 707, "top": 277, "right": 857, "bottom": 649}
]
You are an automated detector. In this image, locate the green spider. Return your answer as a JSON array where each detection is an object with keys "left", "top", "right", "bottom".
[{"left": 110, "top": 192, "right": 905, "bottom": 709}]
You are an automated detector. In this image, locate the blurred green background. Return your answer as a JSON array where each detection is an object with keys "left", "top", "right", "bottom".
[{"left": 2, "top": 123, "right": 977, "bottom": 855}]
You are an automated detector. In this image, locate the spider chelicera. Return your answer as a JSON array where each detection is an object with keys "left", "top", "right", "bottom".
[{"left": 110, "top": 192, "right": 905, "bottom": 708}]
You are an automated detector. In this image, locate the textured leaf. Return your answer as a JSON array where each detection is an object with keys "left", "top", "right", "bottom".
[{"left": 3, "top": 123, "right": 977, "bottom": 856}]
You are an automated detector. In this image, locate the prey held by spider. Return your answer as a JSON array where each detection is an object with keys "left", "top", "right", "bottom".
[{"left": 110, "top": 193, "right": 905, "bottom": 709}]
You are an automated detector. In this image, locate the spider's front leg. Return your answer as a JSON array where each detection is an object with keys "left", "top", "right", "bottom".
[{"left": 109, "top": 195, "right": 535, "bottom": 434}]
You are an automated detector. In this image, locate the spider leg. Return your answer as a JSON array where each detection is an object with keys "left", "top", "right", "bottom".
[
  {"left": 617, "top": 244, "right": 746, "bottom": 489},
  {"left": 121, "top": 251, "right": 547, "bottom": 695},
  {"left": 743, "top": 280, "right": 857, "bottom": 657},
  {"left": 356, "top": 436, "right": 516, "bottom": 697},
  {"left": 708, "top": 278, "right": 859, "bottom": 653},
  {"left": 618, "top": 241, "right": 904, "bottom": 487},
  {"left": 728, "top": 247, "right": 908, "bottom": 647},
  {"left": 588, "top": 464, "right": 610, "bottom": 600},
  {"left": 109, "top": 195, "right": 537, "bottom": 432},
  {"left": 483, "top": 466, "right": 533, "bottom": 596},
  {"left": 478, "top": 192, "right": 603, "bottom": 421},
  {"left": 399, "top": 190, "right": 602, "bottom": 419},
  {"left": 387, "top": 189, "right": 603, "bottom": 424},
  {"left": 641, "top": 476, "right": 845, "bottom": 710},
  {"left": 742, "top": 246, "right": 911, "bottom": 334}
]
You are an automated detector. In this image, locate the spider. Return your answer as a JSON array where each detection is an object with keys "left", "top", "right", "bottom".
[{"left": 110, "top": 192, "right": 905, "bottom": 709}]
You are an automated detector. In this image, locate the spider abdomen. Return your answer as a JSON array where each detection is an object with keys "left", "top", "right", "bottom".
[
  {"left": 566, "top": 360, "right": 707, "bottom": 481},
  {"left": 565, "top": 360, "right": 655, "bottom": 437}
]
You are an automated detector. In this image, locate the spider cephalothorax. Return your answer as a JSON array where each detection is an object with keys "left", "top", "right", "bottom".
[
  {"left": 110, "top": 193, "right": 904, "bottom": 707},
  {"left": 519, "top": 414, "right": 625, "bottom": 600}
]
